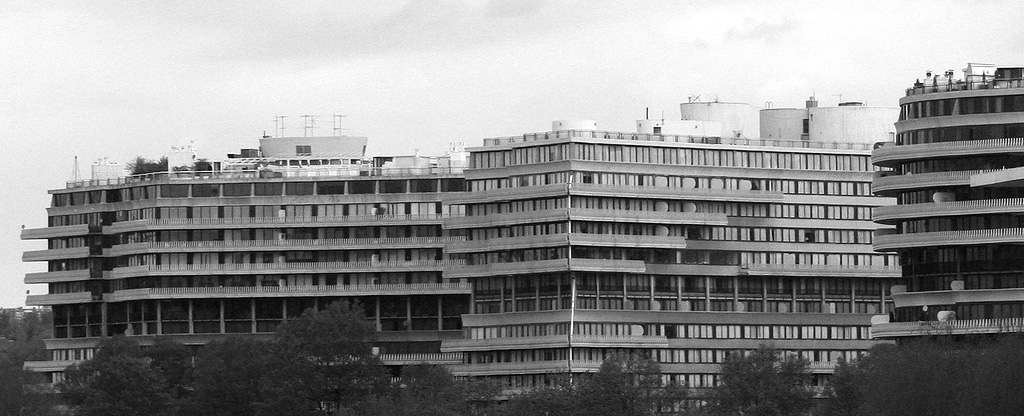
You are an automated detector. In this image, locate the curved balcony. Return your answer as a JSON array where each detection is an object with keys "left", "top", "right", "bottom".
[
  {"left": 445, "top": 258, "right": 647, "bottom": 279},
  {"left": 872, "top": 318, "right": 1024, "bottom": 339},
  {"left": 26, "top": 292, "right": 96, "bottom": 306},
  {"left": 110, "top": 259, "right": 462, "bottom": 278},
  {"left": 890, "top": 287, "right": 1024, "bottom": 309},
  {"left": 25, "top": 269, "right": 91, "bottom": 284},
  {"left": 21, "top": 224, "right": 90, "bottom": 240},
  {"left": 446, "top": 234, "right": 686, "bottom": 254},
  {"left": 874, "top": 197, "right": 1024, "bottom": 224},
  {"left": 23, "top": 246, "right": 91, "bottom": 262},
  {"left": 108, "top": 236, "right": 460, "bottom": 256},
  {"left": 108, "top": 214, "right": 446, "bottom": 233},
  {"left": 874, "top": 228, "right": 1024, "bottom": 251},
  {"left": 872, "top": 170, "right": 996, "bottom": 195},
  {"left": 872, "top": 137, "right": 1024, "bottom": 167},
  {"left": 741, "top": 263, "right": 900, "bottom": 278},
  {"left": 103, "top": 282, "right": 471, "bottom": 302}
]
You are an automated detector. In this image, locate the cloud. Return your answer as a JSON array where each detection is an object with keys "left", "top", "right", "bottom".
[{"left": 723, "top": 16, "right": 800, "bottom": 43}]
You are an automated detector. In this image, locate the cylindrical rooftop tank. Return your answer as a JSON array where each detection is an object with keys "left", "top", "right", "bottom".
[
  {"left": 552, "top": 120, "right": 597, "bottom": 131},
  {"left": 759, "top": 108, "right": 807, "bottom": 140},
  {"left": 680, "top": 102, "right": 759, "bottom": 139}
]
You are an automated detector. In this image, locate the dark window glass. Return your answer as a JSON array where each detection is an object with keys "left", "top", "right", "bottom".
[
  {"left": 160, "top": 185, "right": 189, "bottom": 198},
  {"left": 285, "top": 182, "right": 314, "bottom": 196},
  {"left": 192, "top": 184, "right": 220, "bottom": 198},
  {"left": 318, "top": 181, "right": 345, "bottom": 195},
  {"left": 223, "top": 183, "right": 251, "bottom": 197},
  {"left": 254, "top": 183, "right": 282, "bottom": 196}
]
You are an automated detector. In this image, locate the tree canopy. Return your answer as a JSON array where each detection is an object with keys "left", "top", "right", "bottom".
[{"left": 702, "top": 346, "right": 814, "bottom": 416}]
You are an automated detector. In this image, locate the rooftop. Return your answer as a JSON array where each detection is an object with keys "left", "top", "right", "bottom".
[{"left": 905, "top": 64, "right": 1024, "bottom": 97}]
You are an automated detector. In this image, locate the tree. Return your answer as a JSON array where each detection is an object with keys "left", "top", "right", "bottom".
[
  {"left": 185, "top": 337, "right": 293, "bottom": 416},
  {"left": 142, "top": 338, "right": 194, "bottom": 401},
  {"left": 273, "top": 301, "right": 390, "bottom": 414},
  {"left": 126, "top": 156, "right": 169, "bottom": 175},
  {"left": 816, "top": 358, "right": 863, "bottom": 416},
  {"left": 360, "top": 365, "right": 502, "bottom": 416},
  {"left": 60, "top": 337, "right": 174, "bottom": 416},
  {"left": 577, "top": 354, "right": 688, "bottom": 416},
  {"left": 497, "top": 354, "right": 688, "bottom": 416},
  {"left": 703, "top": 346, "right": 814, "bottom": 416},
  {"left": 0, "top": 309, "right": 58, "bottom": 415}
]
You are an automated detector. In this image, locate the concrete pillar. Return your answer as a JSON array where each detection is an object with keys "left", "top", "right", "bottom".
[
  {"left": 156, "top": 300, "right": 163, "bottom": 335},
  {"left": 219, "top": 300, "right": 226, "bottom": 334},
  {"left": 188, "top": 300, "right": 194, "bottom": 334}
]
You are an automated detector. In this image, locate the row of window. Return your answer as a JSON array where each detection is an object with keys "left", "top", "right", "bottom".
[
  {"left": 896, "top": 123, "right": 1024, "bottom": 145},
  {"left": 467, "top": 322, "right": 871, "bottom": 341},
  {"left": 899, "top": 94, "right": 1024, "bottom": 120},
  {"left": 470, "top": 143, "right": 873, "bottom": 172},
  {"left": 471, "top": 173, "right": 872, "bottom": 196}
]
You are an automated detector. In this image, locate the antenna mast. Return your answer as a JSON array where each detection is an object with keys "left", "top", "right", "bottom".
[
  {"left": 72, "top": 156, "right": 80, "bottom": 181},
  {"left": 274, "top": 116, "right": 288, "bottom": 137},
  {"left": 301, "top": 115, "right": 318, "bottom": 137},
  {"left": 333, "top": 114, "right": 348, "bottom": 136}
]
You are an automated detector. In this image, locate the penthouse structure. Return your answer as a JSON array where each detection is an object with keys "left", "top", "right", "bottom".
[
  {"left": 871, "top": 63, "right": 1024, "bottom": 340},
  {"left": 441, "top": 101, "right": 899, "bottom": 391},
  {"left": 23, "top": 100, "right": 900, "bottom": 390}
]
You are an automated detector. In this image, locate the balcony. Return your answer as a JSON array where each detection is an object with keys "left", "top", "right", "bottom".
[
  {"left": 21, "top": 224, "right": 90, "bottom": 240},
  {"left": 890, "top": 287, "right": 1024, "bottom": 309},
  {"left": 446, "top": 233, "right": 686, "bottom": 253},
  {"left": 108, "top": 236, "right": 460, "bottom": 255},
  {"left": 905, "top": 78, "right": 1024, "bottom": 97},
  {"left": 741, "top": 263, "right": 900, "bottom": 278},
  {"left": 874, "top": 197, "right": 1024, "bottom": 224},
  {"left": 24, "top": 269, "right": 91, "bottom": 284},
  {"left": 26, "top": 292, "right": 95, "bottom": 306},
  {"left": 872, "top": 138, "right": 1024, "bottom": 167},
  {"left": 568, "top": 208, "right": 729, "bottom": 225},
  {"left": 874, "top": 228, "right": 1024, "bottom": 251},
  {"left": 442, "top": 334, "right": 669, "bottom": 352},
  {"left": 23, "top": 360, "right": 82, "bottom": 373},
  {"left": 570, "top": 183, "right": 783, "bottom": 202},
  {"left": 22, "top": 246, "right": 91, "bottom": 262},
  {"left": 110, "top": 259, "right": 462, "bottom": 278},
  {"left": 444, "top": 259, "right": 647, "bottom": 279},
  {"left": 378, "top": 352, "right": 463, "bottom": 366},
  {"left": 103, "top": 282, "right": 471, "bottom": 301},
  {"left": 443, "top": 209, "right": 566, "bottom": 228},
  {"left": 108, "top": 214, "right": 447, "bottom": 232},
  {"left": 872, "top": 170, "right": 996, "bottom": 195},
  {"left": 64, "top": 166, "right": 465, "bottom": 189},
  {"left": 872, "top": 318, "right": 1024, "bottom": 339},
  {"left": 447, "top": 360, "right": 605, "bottom": 376}
]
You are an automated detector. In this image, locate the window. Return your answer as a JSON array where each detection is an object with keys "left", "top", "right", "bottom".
[{"left": 295, "top": 145, "right": 312, "bottom": 155}]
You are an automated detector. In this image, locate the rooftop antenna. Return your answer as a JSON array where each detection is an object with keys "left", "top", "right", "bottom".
[
  {"left": 274, "top": 116, "right": 288, "bottom": 137},
  {"left": 72, "top": 156, "right": 80, "bottom": 181},
  {"left": 301, "top": 115, "right": 318, "bottom": 137},
  {"left": 332, "top": 114, "right": 348, "bottom": 136}
]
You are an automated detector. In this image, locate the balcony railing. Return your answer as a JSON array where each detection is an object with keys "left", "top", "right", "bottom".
[
  {"left": 22, "top": 246, "right": 91, "bottom": 262},
  {"left": 378, "top": 352, "right": 464, "bottom": 364},
  {"left": 872, "top": 318, "right": 1024, "bottom": 338},
  {"left": 110, "top": 236, "right": 461, "bottom": 254},
  {"left": 111, "top": 259, "right": 463, "bottom": 277},
  {"left": 874, "top": 228, "right": 1024, "bottom": 251},
  {"left": 65, "top": 166, "right": 465, "bottom": 189},
  {"left": 26, "top": 292, "right": 95, "bottom": 306},
  {"left": 21, "top": 224, "right": 90, "bottom": 240},
  {"left": 104, "top": 282, "right": 471, "bottom": 301},
  {"left": 741, "top": 263, "right": 900, "bottom": 277},
  {"left": 872, "top": 137, "right": 1024, "bottom": 166},
  {"left": 874, "top": 197, "right": 1024, "bottom": 224},
  {"left": 109, "top": 214, "right": 447, "bottom": 231},
  {"left": 872, "top": 169, "right": 996, "bottom": 194},
  {"left": 905, "top": 78, "right": 1024, "bottom": 96},
  {"left": 480, "top": 129, "right": 874, "bottom": 151}
]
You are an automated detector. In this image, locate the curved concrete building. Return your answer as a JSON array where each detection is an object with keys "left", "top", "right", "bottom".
[{"left": 871, "top": 63, "right": 1024, "bottom": 339}]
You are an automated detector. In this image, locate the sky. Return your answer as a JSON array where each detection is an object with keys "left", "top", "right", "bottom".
[{"left": 1, "top": 0, "right": 1022, "bottom": 307}]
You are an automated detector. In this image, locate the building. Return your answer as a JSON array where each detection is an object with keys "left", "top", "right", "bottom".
[
  {"left": 871, "top": 63, "right": 1024, "bottom": 340},
  {"left": 21, "top": 136, "right": 470, "bottom": 381},
  {"left": 439, "top": 104, "right": 899, "bottom": 391},
  {"left": 23, "top": 101, "right": 900, "bottom": 390}
]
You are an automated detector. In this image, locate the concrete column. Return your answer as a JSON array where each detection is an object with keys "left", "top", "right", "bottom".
[
  {"left": 762, "top": 283, "right": 768, "bottom": 312},
  {"left": 219, "top": 300, "right": 226, "bottom": 334},
  {"left": 704, "top": 276, "right": 711, "bottom": 311},
  {"left": 406, "top": 296, "right": 412, "bottom": 332},
  {"left": 791, "top": 279, "right": 797, "bottom": 313},
  {"left": 437, "top": 296, "right": 444, "bottom": 330},
  {"left": 156, "top": 300, "right": 163, "bottom": 335},
  {"left": 100, "top": 303, "right": 108, "bottom": 337},
  {"left": 375, "top": 296, "right": 382, "bottom": 331},
  {"left": 188, "top": 300, "right": 194, "bottom": 334},
  {"left": 535, "top": 276, "right": 541, "bottom": 311},
  {"left": 733, "top": 276, "right": 739, "bottom": 311},
  {"left": 250, "top": 299, "right": 256, "bottom": 333}
]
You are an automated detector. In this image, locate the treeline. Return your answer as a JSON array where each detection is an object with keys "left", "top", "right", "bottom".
[
  {"left": 820, "top": 336, "right": 1024, "bottom": 416},
  {"left": 0, "top": 308, "right": 53, "bottom": 415}
]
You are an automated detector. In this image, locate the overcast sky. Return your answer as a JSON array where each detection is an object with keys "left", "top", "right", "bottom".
[{"left": 2, "top": 0, "right": 1022, "bottom": 306}]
